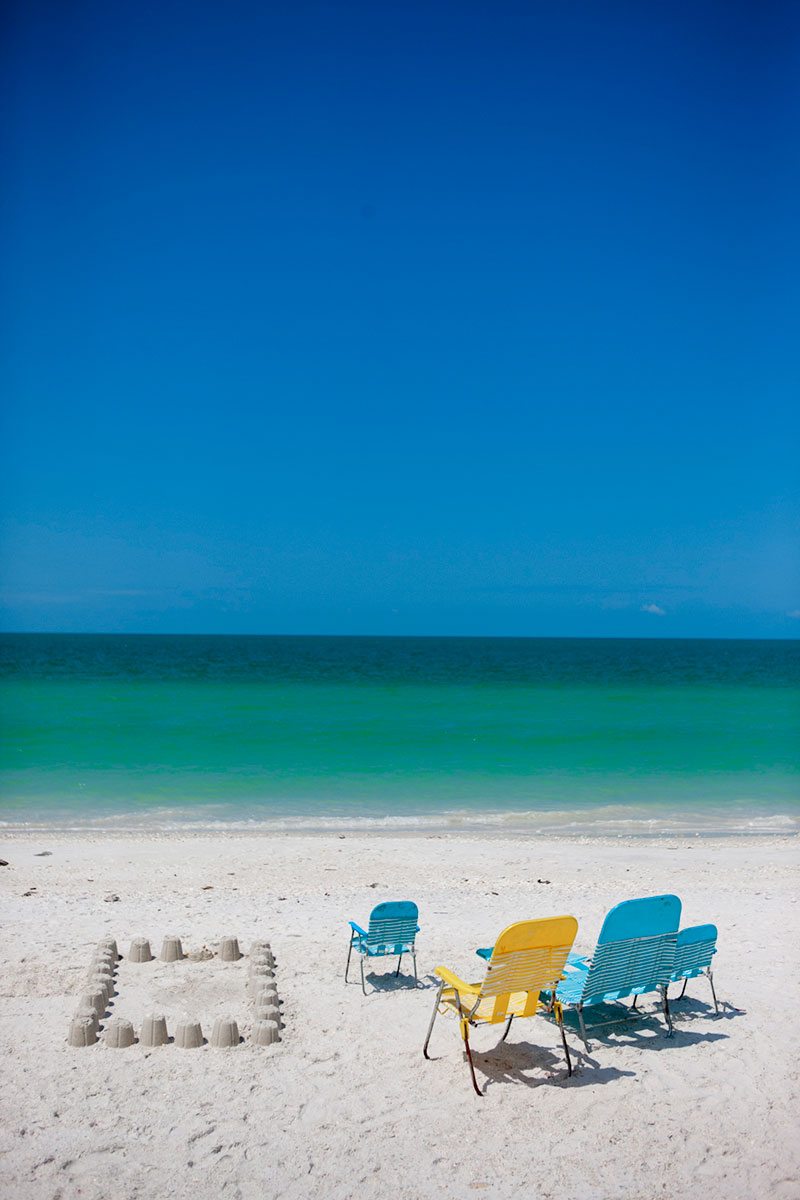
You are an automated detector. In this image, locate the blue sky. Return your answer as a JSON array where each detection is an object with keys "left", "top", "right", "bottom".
[{"left": 2, "top": 1, "right": 798, "bottom": 637}]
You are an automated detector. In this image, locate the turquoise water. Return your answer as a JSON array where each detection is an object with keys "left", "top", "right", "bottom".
[{"left": 0, "top": 634, "right": 798, "bottom": 834}]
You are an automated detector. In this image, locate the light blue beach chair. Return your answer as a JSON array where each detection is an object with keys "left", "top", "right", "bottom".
[
  {"left": 670, "top": 924, "right": 719, "bottom": 1012},
  {"left": 554, "top": 894, "right": 681, "bottom": 1049},
  {"left": 345, "top": 901, "right": 419, "bottom": 994},
  {"left": 477, "top": 895, "right": 681, "bottom": 1050}
]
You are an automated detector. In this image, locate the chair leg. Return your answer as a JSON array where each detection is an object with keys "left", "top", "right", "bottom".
[
  {"left": 556, "top": 1005, "right": 573, "bottom": 1077},
  {"left": 412, "top": 949, "right": 417, "bottom": 985},
  {"left": 630, "top": 994, "right": 638, "bottom": 1010},
  {"left": 345, "top": 937, "right": 353, "bottom": 982},
  {"left": 423, "top": 981, "right": 444, "bottom": 1059},
  {"left": 679, "top": 977, "right": 688, "bottom": 999},
  {"left": 395, "top": 953, "right": 403, "bottom": 977},
  {"left": 577, "top": 1005, "right": 591, "bottom": 1052},
  {"left": 499, "top": 1014, "right": 514, "bottom": 1043},
  {"left": 707, "top": 970, "right": 719, "bottom": 1014},
  {"left": 462, "top": 1023, "right": 483, "bottom": 1097},
  {"left": 360, "top": 955, "right": 367, "bottom": 996},
  {"left": 661, "top": 985, "right": 673, "bottom": 1036}
]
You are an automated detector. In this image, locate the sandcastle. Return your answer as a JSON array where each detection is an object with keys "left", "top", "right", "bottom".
[{"left": 67, "top": 935, "right": 282, "bottom": 1052}]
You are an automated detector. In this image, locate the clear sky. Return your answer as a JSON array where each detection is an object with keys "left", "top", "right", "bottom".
[{"left": 2, "top": 1, "right": 798, "bottom": 637}]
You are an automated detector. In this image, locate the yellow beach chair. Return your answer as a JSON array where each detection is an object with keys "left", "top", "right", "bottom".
[{"left": 422, "top": 915, "right": 578, "bottom": 1096}]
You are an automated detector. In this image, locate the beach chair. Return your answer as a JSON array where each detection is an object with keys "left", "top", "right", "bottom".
[
  {"left": 546, "top": 894, "right": 681, "bottom": 1051},
  {"left": 670, "top": 923, "right": 719, "bottom": 1012},
  {"left": 345, "top": 900, "right": 419, "bottom": 994},
  {"left": 423, "top": 916, "right": 578, "bottom": 1096}
]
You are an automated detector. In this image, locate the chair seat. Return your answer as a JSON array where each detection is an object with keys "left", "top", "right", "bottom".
[
  {"left": 551, "top": 958, "right": 587, "bottom": 1003},
  {"left": 670, "top": 962, "right": 712, "bottom": 982},
  {"left": 353, "top": 936, "right": 415, "bottom": 958},
  {"left": 554, "top": 958, "right": 670, "bottom": 1006},
  {"left": 440, "top": 986, "right": 543, "bottom": 1025}
]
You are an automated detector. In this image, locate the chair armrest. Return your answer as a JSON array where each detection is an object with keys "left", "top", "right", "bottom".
[
  {"left": 478, "top": 947, "right": 587, "bottom": 968},
  {"left": 349, "top": 921, "right": 369, "bottom": 939},
  {"left": 565, "top": 953, "right": 591, "bottom": 971},
  {"left": 435, "top": 965, "right": 481, "bottom": 994}
]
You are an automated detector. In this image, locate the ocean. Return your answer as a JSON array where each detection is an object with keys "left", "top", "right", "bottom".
[{"left": 0, "top": 633, "right": 797, "bottom": 835}]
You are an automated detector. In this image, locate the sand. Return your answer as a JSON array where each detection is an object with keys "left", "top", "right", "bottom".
[{"left": 0, "top": 831, "right": 798, "bottom": 1200}]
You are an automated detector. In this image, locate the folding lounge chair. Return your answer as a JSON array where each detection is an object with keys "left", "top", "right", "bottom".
[
  {"left": 670, "top": 923, "right": 718, "bottom": 1012},
  {"left": 345, "top": 900, "right": 419, "bottom": 994},
  {"left": 423, "top": 916, "right": 578, "bottom": 1096},
  {"left": 547, "top": 894, "right": 681, "bottom": 1051}
]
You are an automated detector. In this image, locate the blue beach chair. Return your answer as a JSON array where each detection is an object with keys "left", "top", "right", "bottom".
[
  {"left": 345, "top": 901, "right": 420, "bottom": 994},
  {"left": 670, "top": 924, "right": 719, "bottom": 1012},
  {"left": 478, "top": 895, "right": 681, "bottom": 1050}
]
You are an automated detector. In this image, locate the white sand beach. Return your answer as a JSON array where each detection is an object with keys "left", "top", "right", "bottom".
[{"left": 1, "top": 832, "right": 798, "bottom": 1200}]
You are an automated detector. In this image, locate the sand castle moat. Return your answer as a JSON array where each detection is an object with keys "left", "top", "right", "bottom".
[{"left": 68, "top": 934, "right": 282, "bottom": 1049}]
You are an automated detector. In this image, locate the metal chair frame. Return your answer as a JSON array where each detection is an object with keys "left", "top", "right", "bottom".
[
  {"left": 570, "top": 984, "right": 673, "bottom": 1051},
  {"left": 345, "top": 929, "right": 418, "bottom": 995},
  {"left": 672, "top": 966, "right": 719, "bottom": 1013},
  {"left": 344, "top": 901, "right": 420, "bottom": 996},
  {"left": 423, "top": 978, "right": 572, "bottom": 1097}
]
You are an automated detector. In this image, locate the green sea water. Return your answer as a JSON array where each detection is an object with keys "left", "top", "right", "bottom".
[{"left": 0, "top": 634, "right": 798, "bottom": 834}]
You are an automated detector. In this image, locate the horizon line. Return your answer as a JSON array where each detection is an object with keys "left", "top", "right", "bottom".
[{"left": 0, "top": 630, "right": 797, "bottom": 643}]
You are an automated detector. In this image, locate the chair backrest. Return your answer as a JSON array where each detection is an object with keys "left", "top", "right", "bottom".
[
  {"left": 366, "top": 901, "right": 419, "bottom": 952},
  {"left": 671, "top": 923, "right": 717, "bottom": 981},
  {"left": 479, "top": 916, "right": 578, "bottom": 1016},
  {"left": 579, "top": 895, "right": 681, "bottom": 1005}
]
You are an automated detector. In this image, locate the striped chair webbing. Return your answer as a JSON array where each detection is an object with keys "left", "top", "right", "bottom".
[
  {"left": 365, "top": 916, "right": 417, "bottom": 954},
  {"left": 581, "top": 931, "right": 677, "bottom": 1003},
  {"left": 671, "top": 936, "right": 717, "bottom": 981},
  {"left": 480, "top": 942, "right": 574, "bottom": 999}
]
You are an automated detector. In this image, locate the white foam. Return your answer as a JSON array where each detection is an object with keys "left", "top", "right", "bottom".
[{"left": 1, "top": 801, "right": 797, "bottom": 838}]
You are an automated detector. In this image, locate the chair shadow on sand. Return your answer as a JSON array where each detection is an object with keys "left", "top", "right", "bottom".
[
  {"left": 354, "top": 967, "right": 452, "bottom": 994},
  {"left": 356, "top": 967, "right": 435, "bottom": 993},
  {"left": 669, "top": 994, "right": 746, "bottom": 1023},
  {"left": 554, "top": 997, "right": 739, "bottom": 1059},
  {"left": 441, "top": 994, "right": 742, "bottom": 1093},
  {"left": 437, "top": 1033, "right": 635, "bottom": 1094}
]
